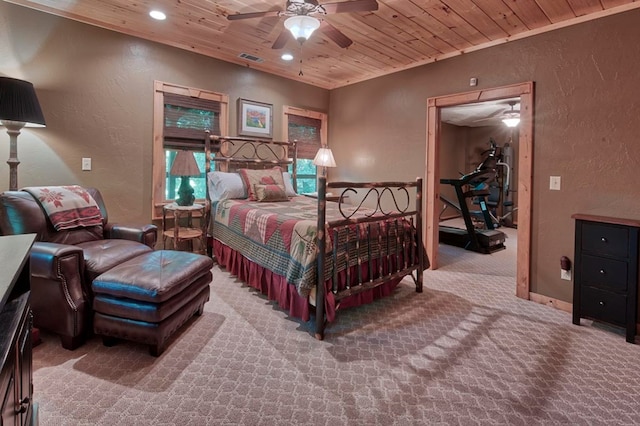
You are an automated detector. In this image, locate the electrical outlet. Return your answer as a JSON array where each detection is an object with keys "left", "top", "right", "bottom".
[
  {"left": 561, "top": 269, "right": 571, "bottom": 280},
  {"left": 469, "top": 77, "right": 478, "bottom": 86},
  {"left": 82, "top": 157, "right": 92, "bottom": 171},
  {"left": 550, "top": 176, "right": 561, "bottom": 190}
]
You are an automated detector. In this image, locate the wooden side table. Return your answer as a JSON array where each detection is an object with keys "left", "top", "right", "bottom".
[{"left": 162, "top": 203, "right": 208, "bottom": 254}]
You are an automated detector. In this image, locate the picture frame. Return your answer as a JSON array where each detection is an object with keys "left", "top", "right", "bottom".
[{"left": 237, "top": 98, "right": 273, "bottom": 139}]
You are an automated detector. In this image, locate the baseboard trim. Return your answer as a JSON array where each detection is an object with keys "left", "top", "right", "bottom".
[
  {"left": 529, "top": 292, "right": 640, "bottom": 333},
  {"left": 529, "top": 292, "right": 572, "bottom": 314}
]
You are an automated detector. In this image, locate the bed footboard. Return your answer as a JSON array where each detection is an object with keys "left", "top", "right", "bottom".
[{"left": 315, "top": 176, "right": 426, "bottom": 340}]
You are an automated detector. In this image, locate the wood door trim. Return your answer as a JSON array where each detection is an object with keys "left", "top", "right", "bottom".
[{"left": 425, "top": 82, "right": 534, "bottom": 299}]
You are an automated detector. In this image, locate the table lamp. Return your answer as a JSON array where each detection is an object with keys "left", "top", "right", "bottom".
[
  {"left": 0, "top": 77, "right": 46, "bottom": 191},
  {"left": 313, "top": 147, "right": 336, "bottom": 177},
  {"left": 170, "top": 150, "right": 201, "bottom": 206}
]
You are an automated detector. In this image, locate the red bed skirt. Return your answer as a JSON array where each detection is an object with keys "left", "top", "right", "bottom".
[{"left": 213, "top": 240, "right": 402, "bottom": 323}]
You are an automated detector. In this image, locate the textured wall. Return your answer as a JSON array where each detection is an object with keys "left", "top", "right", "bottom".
[
  {"left": 0, "top": 2, "right": 328, "bottom": 223},
  {"left": 329, "top": 9, "right": 640, "bottom": 303},
  {"left": 439, "top": 123, "right": 466, "bottom": 218},
  {"left": 3, "top": 2, "right": 640, "bottom": 305}
]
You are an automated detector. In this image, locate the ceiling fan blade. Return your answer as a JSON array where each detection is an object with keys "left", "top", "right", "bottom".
[
  {"left": 319, "top": 21, "right": 353, "bottom": 48},
  {"left": 227, "top": 10, "right": 281, "bottom": 21},
  {"left": 272, "top": 28, "right": 292, "bottom": 49},
  {"left": 321, "top": 0, "right": 379, "bottom": 15},
  {"left": 472, "top": 109, "right": 507, "bottom": 123}
]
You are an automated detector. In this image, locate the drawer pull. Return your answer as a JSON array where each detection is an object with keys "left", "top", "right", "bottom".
[
  {"left": 599, "top": 301, "right": 605, "bottom": 306},
  {"left": 599, "top": 269, "right": 606, "bottom": 274},
  {"left": 601, "top": 237, "right": 607, "bottom": 242}
]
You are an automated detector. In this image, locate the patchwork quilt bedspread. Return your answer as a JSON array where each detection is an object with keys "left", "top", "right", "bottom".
[{"left": 213, "top": 196, "right": 374, "bottom": 298}]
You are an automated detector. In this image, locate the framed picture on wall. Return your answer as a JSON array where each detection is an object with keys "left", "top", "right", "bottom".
[{"left": 238, "top": 98, "right": 273, "bottom": 139}]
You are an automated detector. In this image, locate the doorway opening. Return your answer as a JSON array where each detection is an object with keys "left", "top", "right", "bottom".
[{"left": 425, "top": 82, "right": 534, "bottom": 299}]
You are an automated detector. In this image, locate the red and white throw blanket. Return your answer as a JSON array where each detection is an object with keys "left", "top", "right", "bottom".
[{"left": 23, "top": 185, "right": 103, "bottom": 231}]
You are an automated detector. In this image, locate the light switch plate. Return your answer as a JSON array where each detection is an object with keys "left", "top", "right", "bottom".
[
  {"left": 550, "top": 176, "right": 561, "bottom": 190},
  {"left": 561, "top": 270, "right": 571, "bottom": 280},
  {"left": 82, "top": 157, "right": 92, "bottom": 171}
]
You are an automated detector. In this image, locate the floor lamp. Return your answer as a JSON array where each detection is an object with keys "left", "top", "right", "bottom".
[{"left": 0, "top": 77, "right": 46, "bottom": 191}]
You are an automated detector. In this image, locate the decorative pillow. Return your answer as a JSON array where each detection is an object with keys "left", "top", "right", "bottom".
[
  {"left": 207, "top": 172, "right": 247, "bottom": 201},
  {"left": 282, "top": 172, "right": 297, "bottom": 197},
  {"left": 238, "top": 168, "right": 286, "bottom": 200},
  {"left": 254, "top": 184, "right": 289, "bottom": 202}
]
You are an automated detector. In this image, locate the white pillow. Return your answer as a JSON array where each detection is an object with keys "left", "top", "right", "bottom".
[
  {"left": 282, "top": 172, "right": 297, "bottom": 197},
  {"left": 207, "top": 172, "right": 247, "bottom": 201}
]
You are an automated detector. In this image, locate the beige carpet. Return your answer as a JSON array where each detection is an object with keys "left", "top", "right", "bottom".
[{"left": 33, "top": 229, "right": 640, "bottom": 425}]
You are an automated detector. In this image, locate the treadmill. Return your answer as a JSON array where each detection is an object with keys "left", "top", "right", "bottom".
[{"left": 439, "top": 169, "right": 506, "bottom": 254}]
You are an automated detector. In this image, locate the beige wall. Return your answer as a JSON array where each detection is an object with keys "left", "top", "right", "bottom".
[
  {"left": 330, "top": 9, "right": 640, "bottom": 303},
  {"left": 0, "top": 2, "right": 329, "bottom": 224},
  {"left": 439, "top": 123, "right": 466, "bottom": 219},
  {"left": 4, "top": 2, "right": 640, "bottom": 306}
]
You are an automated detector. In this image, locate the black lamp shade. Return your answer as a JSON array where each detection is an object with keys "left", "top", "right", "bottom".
[{"left": 0, "top": 77, "right": 46, "bottom": 126}]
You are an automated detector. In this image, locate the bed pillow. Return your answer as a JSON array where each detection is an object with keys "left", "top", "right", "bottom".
[
  {"left": 282, "top": 172, "right": 297, "bottom": 197},
  {"left": 238, "top": 168, "right": 286, "bottom": 200},
  {"left": 207, "top": 171, "right": 247, "bottom": 201},
  {"left": 254, "top": 184, "right": 289, "bottom": 202}
]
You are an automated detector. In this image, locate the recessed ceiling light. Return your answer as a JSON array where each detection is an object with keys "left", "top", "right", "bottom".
[
  {"left": 149, "top": 10, "right": 166, "bottom": 20},
  {"left": 281, "top": 53, "right": 294, "bottom": 61}
]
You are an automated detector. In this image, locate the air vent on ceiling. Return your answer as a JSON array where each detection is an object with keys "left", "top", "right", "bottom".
[{"left": 238, "top": 53, "right": 264, "bottom": 63}]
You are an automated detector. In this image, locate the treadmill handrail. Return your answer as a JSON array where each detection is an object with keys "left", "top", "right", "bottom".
[{"left": 440, "top": 169, "right": 496, "bottom": 187}]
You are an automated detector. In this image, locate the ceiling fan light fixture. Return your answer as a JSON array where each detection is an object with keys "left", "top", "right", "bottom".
[
  {"left": 502, "top": 100, "right": 520, "bottom": 127},
  {"left": 281, "top": 53, "right": 294, "bottom": 61},
  {"left": 284, "top": 15, "right": 321, "bottom": 42},
  {"left": 502, "top": 117, "right": 520, "bottom": 127}
]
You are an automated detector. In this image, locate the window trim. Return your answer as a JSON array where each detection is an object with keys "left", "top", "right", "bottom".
[
  {"left": 283, "top": 105, "right": 327, "bottom": 149},
  {"left": 282, "top": 105, "right": 328, "bottom": 193},
  {"left": 152, "top": 80, "right": 229, "bottom": 219}
]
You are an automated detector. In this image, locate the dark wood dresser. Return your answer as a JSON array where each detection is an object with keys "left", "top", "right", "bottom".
[
  {"left": 572, "top": 214, "right": 639, "bottom": 343},
  {"left": 0, "top": 234, "right": 36, "bottom": 425}
]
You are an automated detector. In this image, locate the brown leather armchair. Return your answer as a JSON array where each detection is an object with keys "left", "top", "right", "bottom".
[{"left": 0, "top": 188, "right": 157, "bottom": 350}]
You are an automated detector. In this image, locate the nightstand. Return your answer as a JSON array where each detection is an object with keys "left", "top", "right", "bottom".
[
  {"left": 572, "top": 213, "right": 640, "bottom": 343},
  {"left": 162, "top": 203, "right": 208, "bottom": 254}
]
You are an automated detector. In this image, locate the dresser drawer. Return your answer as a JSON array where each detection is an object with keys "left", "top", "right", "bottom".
[
  {"left": 579, "top": 254, "right": 628, "bottom": 292},
  {"left": 581, "top": 222, "right": 629, "bottom": 257},
  {"left": 580, "top": 286, "right": 627, "bottom": 326}
]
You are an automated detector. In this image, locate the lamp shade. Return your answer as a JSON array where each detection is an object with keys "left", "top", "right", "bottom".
[
  {"left": 0, "top": 77, "right": 46, "bottom": 127},
  {"left": 170, "top": 150, "right": 201, "bottom": 176},
  {"left": 313, "top": 147, "right": 336, "bottom": 168},
  {"left": 284, "top": 15, "right": 321, "bottom": 42}
]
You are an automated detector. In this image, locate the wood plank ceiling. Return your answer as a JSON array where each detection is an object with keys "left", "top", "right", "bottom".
[{"left": 5, "top": 0, "right": 640, "bottom": 89}]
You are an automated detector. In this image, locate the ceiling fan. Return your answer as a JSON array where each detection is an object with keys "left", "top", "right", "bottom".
[
  {"left": 471, "top": 100, "right": 521, "bottom": 127},
  {"left": 500, "top": 101, "right": 521, "bottom": 127},
  {"left": 227, "top": 0, "right": 379, "bottom": 49}
]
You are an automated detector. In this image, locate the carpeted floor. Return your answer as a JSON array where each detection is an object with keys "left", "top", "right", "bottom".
[{"left": 33, "top": 226, "right": 640, "bottom": 425}]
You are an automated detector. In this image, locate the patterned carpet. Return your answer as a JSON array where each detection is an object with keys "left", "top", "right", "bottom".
[{"left": 33, "top": 228, "right": 640, "bottom": 425}]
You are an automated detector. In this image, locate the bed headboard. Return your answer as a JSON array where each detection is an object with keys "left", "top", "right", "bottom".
[
  {"left": 204, "top": 133, "right": 297, "bottom": 176},
  {"left": 204, "top": 133, "right": 298, "bottom": 235}
]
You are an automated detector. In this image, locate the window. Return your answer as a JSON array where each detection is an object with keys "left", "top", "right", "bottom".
[
  {"left": 283, "top": 106, "right": 327, "bottom": 194},
  {"left": 153, "top": 81, "right": 228, "bottom": 219}
]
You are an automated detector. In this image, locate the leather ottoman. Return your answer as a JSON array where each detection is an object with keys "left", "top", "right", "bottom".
[{"left": 92, "top": 250, "right": 213, "bottom": 356}]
